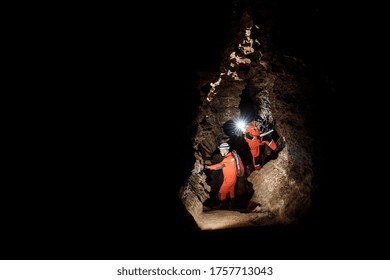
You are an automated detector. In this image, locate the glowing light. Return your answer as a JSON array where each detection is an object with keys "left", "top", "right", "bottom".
[
  {"left": 233, "top": 117, "right": 249, "bottom": 134},
  {"left": 236, "top": 120, "right": 246, "bottom": 131}
]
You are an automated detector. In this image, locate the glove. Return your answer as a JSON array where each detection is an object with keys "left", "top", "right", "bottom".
[{"left": 204, "top": 166, "right": 209, "bottom": 170}]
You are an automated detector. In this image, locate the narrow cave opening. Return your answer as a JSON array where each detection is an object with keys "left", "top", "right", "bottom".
[{"left": 202, "top": 84, "right": 286, "bottom": 212}]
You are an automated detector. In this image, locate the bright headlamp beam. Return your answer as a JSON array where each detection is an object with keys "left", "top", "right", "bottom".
[{"left": 236, "top": 120, "right": 246, "bottom": 131}]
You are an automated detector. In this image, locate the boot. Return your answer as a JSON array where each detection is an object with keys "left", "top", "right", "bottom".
[
  {"left": 219, "top": 200, "right": 227, "bottom": 210},
  {"left": 212, "top": 200, "right": 225, "bottom": 210},
  {"left": 228, "top": 198, "right": 235, "bottom": 210}
]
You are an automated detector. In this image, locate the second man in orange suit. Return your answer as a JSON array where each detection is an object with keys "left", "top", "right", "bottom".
[{"left": 243, "top": 116, "right": 276, "bottom": 170}]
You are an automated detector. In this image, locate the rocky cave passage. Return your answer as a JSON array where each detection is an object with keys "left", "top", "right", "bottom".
[
  {"left": 202, "top": 86, "right": 283, "bottom": 212},
  {"left": 179, "top": 5, "right": 314, "bottom": 231}
]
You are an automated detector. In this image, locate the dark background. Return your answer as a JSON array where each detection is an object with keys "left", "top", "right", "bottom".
[{"left": 3, "top": 1, "right": 387, "bottom": 260}]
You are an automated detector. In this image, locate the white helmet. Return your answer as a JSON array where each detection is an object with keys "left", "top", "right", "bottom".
[{"left": 219, "top": 143, "right": 230, "bottom": 149}]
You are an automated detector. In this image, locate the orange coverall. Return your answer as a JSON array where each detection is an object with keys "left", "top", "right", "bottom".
[
  {"left": 244, "top": 121, "right": 276, "bottom": 170},
  {"left": 207, "top": 151, "right": 243, "bottom": 200}
]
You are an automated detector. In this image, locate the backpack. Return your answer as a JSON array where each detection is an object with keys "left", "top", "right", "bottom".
[{"left": 232, "top": 150, "right": 245, "bottom": 177}]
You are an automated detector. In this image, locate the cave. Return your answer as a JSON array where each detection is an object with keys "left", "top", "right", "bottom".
[{"left": 178, "top": 1, "right": 320, "bottom": 231}]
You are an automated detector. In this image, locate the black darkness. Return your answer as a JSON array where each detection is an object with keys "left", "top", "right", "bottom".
[{"left": 4, "top": 1, "right": 387, "bottom": 260}]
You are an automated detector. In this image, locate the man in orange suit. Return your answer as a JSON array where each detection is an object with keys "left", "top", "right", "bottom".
[
  {"left": 243, "top": 116, "right": 276, "bottom": 170},
  {"left": 205, "top": 143, "right": 244, "bottom": 209}
]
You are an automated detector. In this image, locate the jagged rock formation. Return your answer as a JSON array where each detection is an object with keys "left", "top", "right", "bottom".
[{"left": 179, "top": 5, "right": 315, "bottom": 230}]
